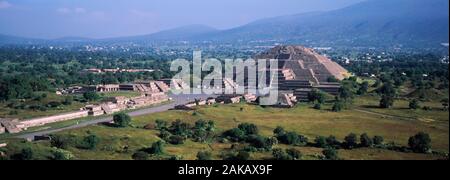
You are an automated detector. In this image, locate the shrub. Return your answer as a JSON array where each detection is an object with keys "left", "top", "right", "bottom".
[
  {"left": 327, "top": 76, "right": 339, "bottom": 83},
  {"left": 159, "top": 130, "right": 172, "bottom": 141},
  {"left": 238, "top": 123, "right": 259, "bottom": 135},
  {"left": 50, "top": 135, "right": 73, "bottom": 149},
  {"left": 422, "top": 106, "right": 432, "bottom": 111},
  {"left": 223, "top": 128, "right": 246, "bottom": 142},
  {"left": 192, "top": 129, "right": 208, "bottom": 142},
  {"left": 83, "top": 91, "right": 100, "bottom": 101},
  {"left": 170, "top": 120, "right": 192, "bottom": 137},
  {"left": 314, "top": 136, "right": 328, "bottom": 148},
  {"left": 313, "top": 103, "right": 322, "bottom": 110},
  {"left": 149, "top": 141, "right": 165, "bottom": 155},
  {"left": 373, "top": 136, "right": 384, "bottom": 145},
  {"left": 408, "top": 132, "right": 432, "bottom": 153},
  {"left": 18, "top": 148, "right": 34, "bottom": 160},
  {"left": 235, "top": 151, "right": 251, "bottom": 160},
  {"left": 273, "top": 126, "right": 285, "bottom": 136},
  {"left": 52, "top": 148, "right": 74, "bottom": 160},
  {"left": 360, "top": 133, "right": 373, "bottom": 147},
  {"left": 272, "top": 148, "right": 290, "bottom": 160},
  {"left": 47, "top": 101, "right": 62, "bottom": 108},
  {"left": 132, "top": 151, "right": 149, "bottom": 160},
  {"left": 326, "top": 135, "right": 341, "bottom": 148},
  {"left": 332, "top": 101, "right": 344, "bottom": 112},
  {"left": 168, "top": 135, "right": 185, "bottom": 145},
  {"left": 247, "top": 135, "right": 275, "bottom": 151},
  {"left": 196, "top": 151, "right": 213, "bottom": 160},
  {"left": 82, "top": 134, "right": 100, "bottom": 150},
  {"left": 409, "top": 99, "right": 420, "bottom": 110},
  {"left": 113, "top": 113, "right": 132, "bottom": 127},
  {"left": 379, "top": 95, "right": 394, "bottom": 108},
  {"left": 155, "top": 119, "right": 168, "bottom": 130},
  {"left": 322, "top": 148, "right": 338, "bottom": 160},
  {"left": 277, "top": 131, "right": 308, "bottom": 146},
  {"left": 357, "top": 81, "right": 369, "bottom": 95},
  {"left": 286, "top": 148, "right": 302, "bottom": 160},
  {"left": 344, "top": 133, "right": 358, "bottom": 149},
  {"left": 308, "top": 89, "right": 326, "bottom": 104}
]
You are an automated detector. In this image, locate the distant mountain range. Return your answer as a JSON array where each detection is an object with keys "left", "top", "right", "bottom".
[{"left": 1, "top": 0, "right": 449, "bottom": 48}]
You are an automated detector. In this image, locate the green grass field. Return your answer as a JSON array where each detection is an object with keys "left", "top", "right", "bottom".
[{"left": 1, "top": 95, "right": 447, "bottom": 160}]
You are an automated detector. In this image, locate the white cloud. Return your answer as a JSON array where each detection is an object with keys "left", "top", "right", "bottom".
[
  {"left": 57, "top": 7, "right": 87, "bottom": 14},
  {"left": 57, "top": 8, "right": 71, "bottom": 14},
  {"left": 130, "top": 9, "right": 158, "bottom": 19},
  {"left": 0, "top": 1, "right": 12, "bottom": 9},
  {"left": 74, "top": 8, "right": 86, "bottom": 14}
]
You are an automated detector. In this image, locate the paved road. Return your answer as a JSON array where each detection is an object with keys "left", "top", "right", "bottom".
[{"left": 16, "top": 94, "right": 215, "bottom": 140}]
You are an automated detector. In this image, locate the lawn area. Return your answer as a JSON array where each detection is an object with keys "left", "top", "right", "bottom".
[
  {"left": 0, "top": 91, "right": 141, "bottom": 120},
  {"left": 100, "top": 91, "right": 142, "bottom": 98},
  {"left": 354, "top": 95, "right": 449, "bottom": 123},
  {"left": 0, "top": 92, "right": 86, "bottom": 120},
  {"left": 2, "top": 100, "right": 447, "bottom": 160}
]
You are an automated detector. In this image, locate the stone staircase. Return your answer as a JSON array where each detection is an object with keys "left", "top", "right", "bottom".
[{"left": 155, "top": 81, "right": 170, "bottom": 92}]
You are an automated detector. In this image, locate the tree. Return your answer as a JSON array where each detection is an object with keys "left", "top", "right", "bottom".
[
  {"left": 339, "top": 86, "right": 354, "bottom": 103},
  {"left": 62, "top": 96, "right": 73, "bottom": 105},
  {"left": 132, "top": 151, "right": 149, "bottom": 160},
  {"left": 314, "top": 136, "right": 328, "bottom": 148},
  {"left": 248, "top": 135, "right": 275, "bottom": 151},
  {"left": 307, "top": 89, "right": 326, "bottom": 104},
  {"left": 223, "top": 128, "right": 246, "bottom": 142},
  {"left": 238, "top": 123, "right": 259, "bottom": 135},
  {"left": 344, "top": 133, "right": 358, "bottom": 149},
  {"left": 409, "top": 99, "right": 420, "bottom": 110},
  {"left": 272, "top": 148, "right": 290, "bottom": 160},
  {"left": 273, "top": 126, "right": 285, "bottom": 136},
  {"left": 322, "top": 148, "right": 338, "bottom": 160},
  {"left": 18, "top": 148, "right": 34, "bottom": 160},
  {"left": 113, "top": 112, "right": 132, "bottom": 127},
  {"left": 326, "top": 135, "right": 341, "bottom": 149},
  {"left": 378, "top": 82, "right": 396, "bottom": 108},
  {"left": 373, "top": 136, "right": 384, "bottom": 145},
  {"left": 277, "top": 131, "right": 308, "bottom": 146},
  {"left": 272, "top": 148, "right": 301, "bottom": 160},
  {"left": 155, "top": 119, "right": 168, "bottom": 130},
  {"left": 150, "top": 140, "right": 165, "bottom": 155},
  {"left": 357, "top": 81, "right": 369, "bottom": 95},
  {"left": 50, "top": 135, "right": 72, "bottom": 149},
  {"left": 327, "top": 76, "right": 339, "bottom": 83},
  {"left": 168, "top": 135, "right": 185, "bottom": 145},
  {"left": 286, "top": 148, "right": 302, "bottom": 160},
  {"left": 441, "top": 98, "right": 449, "bottom": 111},
  {"left": 313, "top": 103, "right": 322, "bottom": 110},
  {"left": 83, "top": 91, "right": 100, "bottom": 101},
  {"left": 360, "top": 133, "right": 373, "bottom": 147},
  {"left": 52, "top": 148, "right": 74, "bottom": 160},
  {"left": 235, "top": 151, "right": 250, "bottom": 160},
  {"left": 379, "top": 95, "right": 394, "bottom": 108},
  {"left": 197, "top": 151, "right": 213, "bottom": 160},
  {"left": 82, "top": 134, "right": 100, "bottom": 150},
  {"left": 332, "top": 100, "right": 344, "bottom": 112},
  {"left": 170, "top": 120, "right": 192, "bottom": 137},
  {"left": 408, "top": 132, "right": 432, "bottom": 153}
]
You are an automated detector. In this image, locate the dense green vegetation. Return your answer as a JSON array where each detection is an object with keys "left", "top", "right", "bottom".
[{"left": 0, "top": 47, "right": 174, "bottom": 101}]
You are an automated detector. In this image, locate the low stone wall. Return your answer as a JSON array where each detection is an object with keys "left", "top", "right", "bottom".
[{"left": 21, "top": 110, "right": 89, "bottom": 128}]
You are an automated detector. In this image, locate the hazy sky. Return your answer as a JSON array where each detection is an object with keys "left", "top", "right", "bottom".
[{"left": 0, "top": 0, "right": 365, "bottom": 39}]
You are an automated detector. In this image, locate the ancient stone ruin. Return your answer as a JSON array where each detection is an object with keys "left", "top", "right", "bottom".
[{"left": 255, "top": 45, "right": 349, "bottom": 102}]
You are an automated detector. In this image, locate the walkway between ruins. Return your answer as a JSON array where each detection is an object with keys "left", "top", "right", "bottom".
[{"left": 16, "top": 94, "right": 216, "bottom": 140}]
